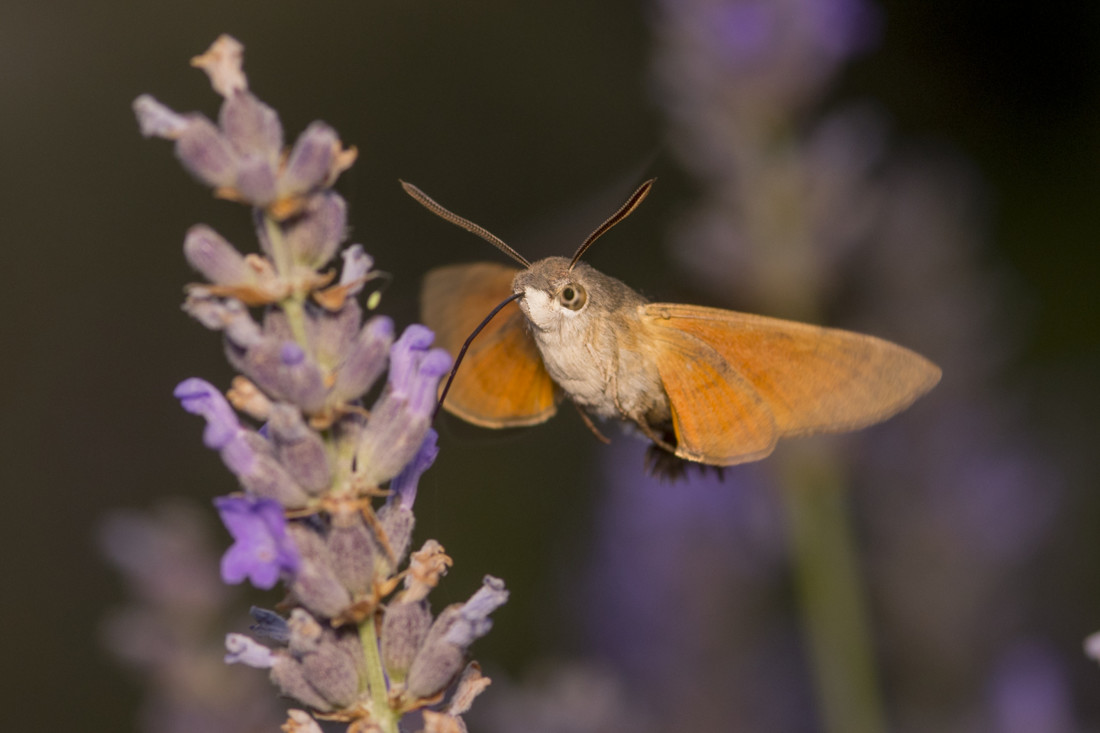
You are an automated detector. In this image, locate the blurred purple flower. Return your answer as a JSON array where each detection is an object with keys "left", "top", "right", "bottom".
[
  {"left": 578, "top": 440, "right": 799, "bottom": 730},
  {"left": 214, "top": 495, "right": 300, "bottom": 588},
  {"left": 98, "top": 501, "right": 285, "bottom": 733},
  {"left": 655, "top": 0, "right": 881, "bottom": 127},
  {"left": 708, "top": 0, "right": 878, "bottom": 68},
  {"left": 988, "top": 642, "right": 1076, "bottom": 733},
  {"left": 569, "top": 2, "right": 1073, "bottom": 731}
]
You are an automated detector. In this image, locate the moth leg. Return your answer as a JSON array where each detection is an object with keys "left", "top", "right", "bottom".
[
  {"left": 572, "top": 402, "right": 611, "bottom": 444},
  {"left": 630, "top": 415, "right": 680, "bottom": 455}
]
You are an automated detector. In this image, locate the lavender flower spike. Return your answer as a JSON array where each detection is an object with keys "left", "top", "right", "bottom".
[
  {"left": 215, "top": 495, "right": 300, "bottom": 589},
  {"left": 130, "top": 39, "right": 510, "bottom": 731}
]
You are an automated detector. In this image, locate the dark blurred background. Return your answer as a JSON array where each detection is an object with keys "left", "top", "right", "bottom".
[{"left": 4, "top": 1, "right": 1100, "bottom": 731}]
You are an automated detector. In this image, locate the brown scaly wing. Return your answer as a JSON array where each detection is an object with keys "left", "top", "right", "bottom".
[
  {"left": 641, "top": 314, "right": 780, "bottom": 465},
  {"left": 421, "top": 262, "right": 560, "bottom": 427},
  {"left": 642, "top": 303, "right": 941, "bottom": 447}
]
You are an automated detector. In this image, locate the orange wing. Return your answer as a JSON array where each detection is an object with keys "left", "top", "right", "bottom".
[
  {"left": 643, "top": 322, "right": 779, "bottom": 465},
  {"left": 641, "top": 303, "right": 941, "bottom": 464},
  {"left": 421, "top": 262, "right": 559, "bottom": 427}
]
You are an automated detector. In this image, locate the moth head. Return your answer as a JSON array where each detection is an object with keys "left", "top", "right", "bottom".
[{"left": 513, "top": 257, "right": 593, "bottom": 332}]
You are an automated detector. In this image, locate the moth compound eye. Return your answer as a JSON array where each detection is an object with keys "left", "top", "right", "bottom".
[{"left": 558, "top": 283, "right": 587, "bottom": 311}]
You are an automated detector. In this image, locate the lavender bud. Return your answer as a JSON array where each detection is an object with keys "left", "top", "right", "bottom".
[
  {"left": 133, "top": 94, "right": 189, "bottom": 138},
  {"left": 330, "top": 315, "right": 394, "bottom": 404},
  {"left": 284, "top": 609, "right": 362, "bottom": 709},
  {"left": 301, "top": 648, "right": 362, "bottom": 710},
  {"left": 234, "top": 153, "right": 279, "bottom": 208},
  {"left": 283, "top": 192, "right": 347, "bottom": 269},
  {"left": 405, "top": 605, "right": 467, "bottom": 700},
  {"left": 282, "top": 121, "right": 338, "bottom": 195},
  {"left": 287, "top": 523, "right": 353, "bottom": 619},
  {"left": 406, "top": 576, "right": 508, "bottom": 699},
  {"left": 175, "top": 115, "right": 238, "bottom": 189},
  {"left": 268, "top": 404, "right": 332, "bottom": 494},
  {"left": 326, "top": 505, "right": 378, "bottom": 597},
  {"left": 218, "top": 90, "right": 282, "bottom": 164},
  {"left": 377, "top": 502, "right": 414, "bottom": 572},
  {"left": 310, "top": 301, "right": 363, "bottom": 374},
  {"left": 380, "top": 600, "right": 431, "bottom": 682},
  {"left": 183, "top": 224, "right": 252, "bottom": 285},
  {"left": 234, "top": 432, "right": 312, "bottom": 507},
  {"left": 230, "top": 338, "right": 328, "bottom": 414},
  {"left": 270, "top": 655, "right": 335, "bottom": 712},
  {"left": 226, "top": 304, "right": 269, "bottom": 347}
]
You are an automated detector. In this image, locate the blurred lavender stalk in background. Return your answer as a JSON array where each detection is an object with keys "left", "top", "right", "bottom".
[
  {"left": 102, "top": 36, "right": 507, "bottom": 733},
  {"left": 483, "top": 2, "right": 1075, "bottom": 732},
  {"left": 585, "top": 0, "right": 1068, "bottom": 731},
  {"left": 99, "top": 502, "right": 284, "bottom": 733}
]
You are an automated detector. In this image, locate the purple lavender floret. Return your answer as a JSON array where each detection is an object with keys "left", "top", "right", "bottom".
[
  {"left": 175, "top": 377, "right": 243, "bottom": 450},
  {"left": 175, "top": 378, "right": 312, "bottom": 505},
  {"left": 215, "top": 495, "right": 300, "bottom": 589},
  {"left": 389, "top": 428, "right": 440, "bottom": 510},
  {"left": 355, "top": 325, "right": 452, "bottom": 485}
]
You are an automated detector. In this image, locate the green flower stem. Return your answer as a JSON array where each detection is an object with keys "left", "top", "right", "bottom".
[
  {"left": 280, "top": 296, "right": 310, "bottom": 350},
  {"left": 781, "top": 451, "right": 887, "bottom": 733},
  {"left": 359, "top": 612, "right": 399, "bottom": 733},
  {"left": 261, "top": 215, "right": 310, "bottom": 347}
]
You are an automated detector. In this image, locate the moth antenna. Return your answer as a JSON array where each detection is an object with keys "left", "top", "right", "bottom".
[
  {"left": 401, "top": 181, "right": 532, "bottom": 269},
  {"left": 569, "top": 178, "right": 655, "bottom": 270},
  {"left": 434, "top": 291, "right": 525, "bottom": 419}
]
